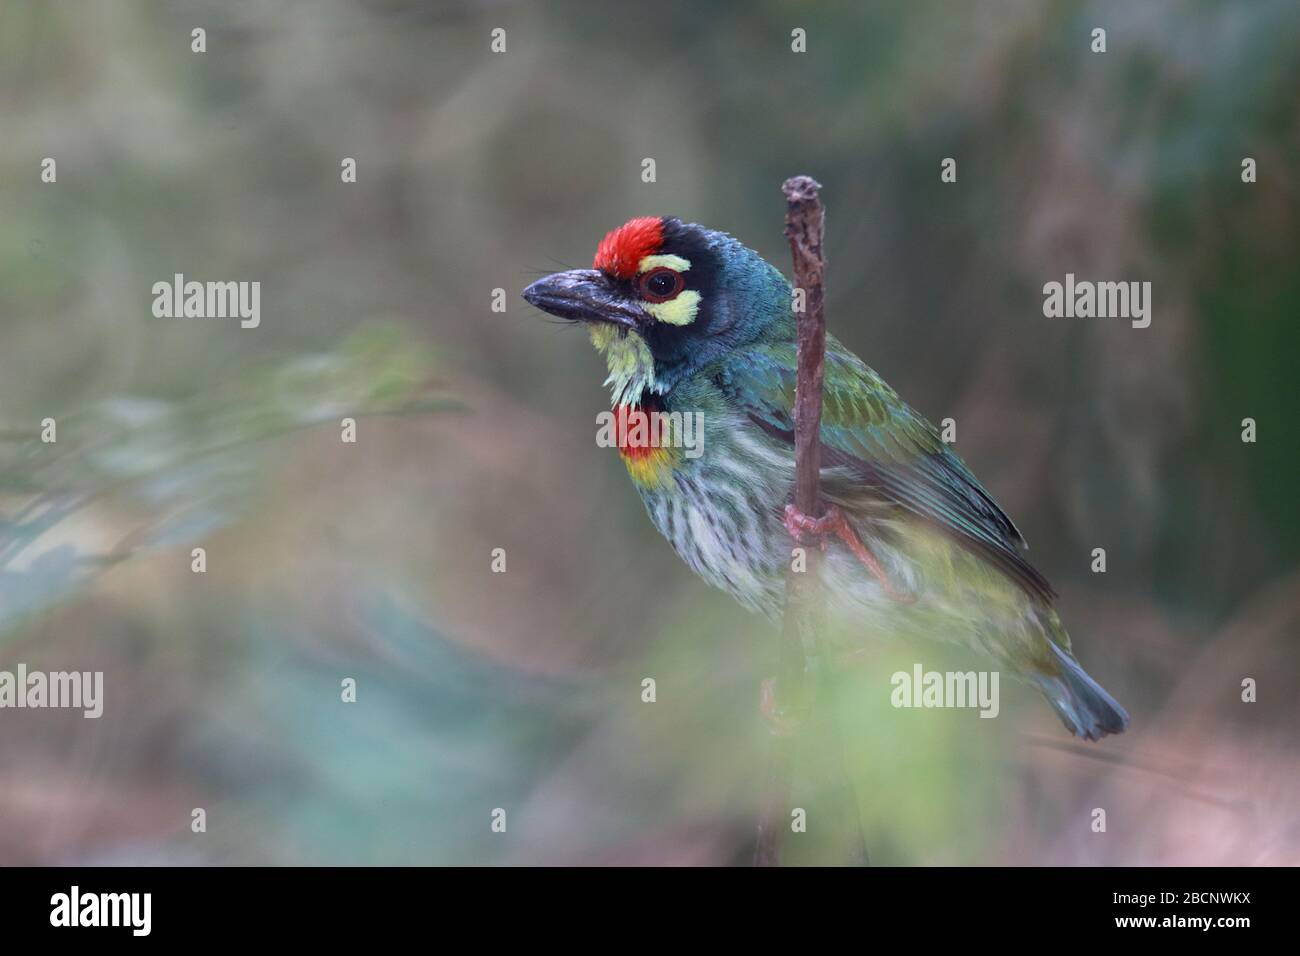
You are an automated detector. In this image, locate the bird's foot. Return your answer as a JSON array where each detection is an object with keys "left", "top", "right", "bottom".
[
  {"left": 782, "top": 501, "right": 838, "bottom": 549},
  {"left": 759, "top": 676, "right": 803, "bottom": 737},
  {"left": 783, "top": 503, "right": 917, "bottom": 604}
]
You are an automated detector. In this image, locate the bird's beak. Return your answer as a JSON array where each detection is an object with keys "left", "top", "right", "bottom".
[{"left": 522, "top": 269, "right": 643, "bottom": 330}]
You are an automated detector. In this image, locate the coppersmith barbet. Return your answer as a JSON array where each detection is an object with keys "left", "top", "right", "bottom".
[{"left": 523, "top": 216, "right": 1129, "bottom": 740}]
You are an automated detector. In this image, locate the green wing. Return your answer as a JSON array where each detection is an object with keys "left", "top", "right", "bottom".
[{"left": 721, "top": 338, "right": 1055, "bottom": 602}]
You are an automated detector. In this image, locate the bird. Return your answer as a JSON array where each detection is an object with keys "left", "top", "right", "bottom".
[{"left": 522, "top": 216, "right": 1129, "bottom": 741}]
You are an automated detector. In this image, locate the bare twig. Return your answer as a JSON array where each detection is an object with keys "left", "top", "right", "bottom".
[{"left": 754, "top": 175, "right": 828, "bottom": 866}]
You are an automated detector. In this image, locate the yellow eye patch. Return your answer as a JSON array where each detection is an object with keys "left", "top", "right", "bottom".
[{"left": 645, "top": 290, "right": 701, "bottom": 326}]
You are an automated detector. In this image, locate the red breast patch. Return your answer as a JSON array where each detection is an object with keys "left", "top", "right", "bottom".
[
  {"left": 594, "top": 217, "right": 663, "bottom": 279},
  {"left": 613, "top": 401, "right": 661, "bottom": 460}
]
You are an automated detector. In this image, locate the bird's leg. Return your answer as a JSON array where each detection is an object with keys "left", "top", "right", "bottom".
[{"left": 783, "top": 503, "right": 916, "bottom": 604}]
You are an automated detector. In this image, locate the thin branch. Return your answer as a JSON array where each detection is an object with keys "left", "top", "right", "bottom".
[{"left": 754, "top": 175, "right": 828, "bottom": 866}]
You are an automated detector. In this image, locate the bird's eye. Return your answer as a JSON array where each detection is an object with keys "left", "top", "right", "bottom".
[{"left": 639, "top": 267, "right": 684, "bottom": 303}]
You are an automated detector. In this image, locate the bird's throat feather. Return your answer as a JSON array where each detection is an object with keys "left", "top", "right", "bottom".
[{"left": 590, "top": 325, "right": 658, "bottom": 407}]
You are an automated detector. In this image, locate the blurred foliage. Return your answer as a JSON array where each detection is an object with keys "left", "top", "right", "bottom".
[
  {"left": 0, "top": 0, "right": 1297, "bottom": 865},
  {"left": 0, "top": 324, "right": 447, "bottom": 635}
]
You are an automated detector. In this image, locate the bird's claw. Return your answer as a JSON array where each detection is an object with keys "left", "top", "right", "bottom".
[
  {"left": 783, "top": 503, "right": 917, "bottom": 605},
  {"left": 783, "top": 503, "right": 834, "bottom": 549}
]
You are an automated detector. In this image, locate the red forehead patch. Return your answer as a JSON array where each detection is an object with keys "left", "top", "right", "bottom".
[{"left": 593, "top": 217, "right": 663, "bottom": 279}]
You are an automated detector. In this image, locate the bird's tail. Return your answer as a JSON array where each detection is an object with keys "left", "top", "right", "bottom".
[{"left": 1032, "top": 641, "right": 1129, "bottom": 741}]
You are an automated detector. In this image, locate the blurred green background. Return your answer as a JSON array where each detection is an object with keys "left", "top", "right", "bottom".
[{"left": 1, "top": 0, "right": 1297, "bottom": 865}]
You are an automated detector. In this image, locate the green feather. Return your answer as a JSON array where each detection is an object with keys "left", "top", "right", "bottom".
[{"left": 718, "top": 335, "right": 1053, "bottom": 603}]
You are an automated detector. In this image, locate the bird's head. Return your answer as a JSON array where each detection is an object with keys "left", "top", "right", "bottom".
[{"left": 523, "top": 217, "right": 790, "bottom": 406}]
